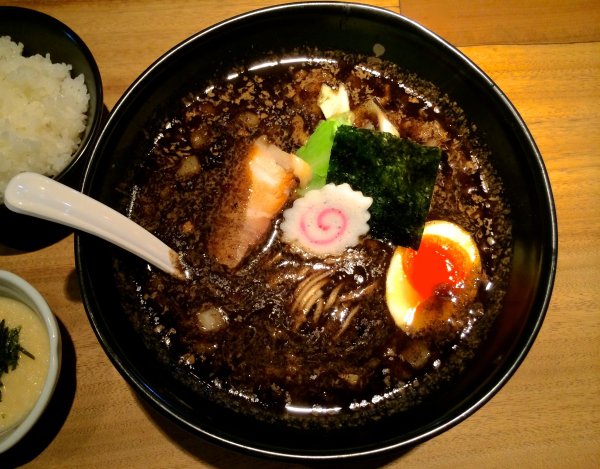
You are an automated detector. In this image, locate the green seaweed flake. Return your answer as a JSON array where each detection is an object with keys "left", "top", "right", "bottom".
[{"left": 0, "top": 319, "right": 35, "bottom": 402}]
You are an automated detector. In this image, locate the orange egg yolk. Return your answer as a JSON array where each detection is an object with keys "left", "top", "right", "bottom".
[{"left": 402, "top": 236, "right": 467, "bottom": 300}]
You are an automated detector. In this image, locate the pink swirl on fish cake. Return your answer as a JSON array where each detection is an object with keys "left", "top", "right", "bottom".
[{"left": 300, "top": 207, "right": 348, "bottom": 245}]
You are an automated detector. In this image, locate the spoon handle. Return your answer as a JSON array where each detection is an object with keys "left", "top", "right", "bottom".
[{"left": 5, "top": 172, "right": 185, "bottom": 279}]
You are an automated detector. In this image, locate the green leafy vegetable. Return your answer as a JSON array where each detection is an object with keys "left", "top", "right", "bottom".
[
  {"left": 296, "top": 114, "right": 351, "bottom": 193},
  {"left": 328, "top": 125, "right": 442, "bottom": 249},
  {"left": 0, "top": 319, "right": 34, "bottom": 401}
]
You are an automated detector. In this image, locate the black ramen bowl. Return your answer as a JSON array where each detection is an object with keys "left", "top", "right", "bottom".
[
  {"left": 0, "top": 6, "right": 103, "bottom": 250},
  {"left": 76, "top": 2, "right": 557, "bottom": 461}
]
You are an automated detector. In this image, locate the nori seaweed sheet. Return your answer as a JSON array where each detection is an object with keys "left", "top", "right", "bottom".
[{"left": 328, "top": 126, "right": 442, "bottom": 249}]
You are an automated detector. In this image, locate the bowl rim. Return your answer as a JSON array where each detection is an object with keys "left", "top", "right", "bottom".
[
  {"left": 0, "top": 270, "right": 62, "bottom": 454},
  {"left": 0, "top": 5, "right": 104, "bottom": 190},
  {"left": 77, "top": 1, "right": 558, "bottom": 460}
]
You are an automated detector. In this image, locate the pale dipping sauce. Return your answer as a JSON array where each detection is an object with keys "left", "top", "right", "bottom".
[{"left": 0, "top": 296, "right": 49, "bottom": 432}]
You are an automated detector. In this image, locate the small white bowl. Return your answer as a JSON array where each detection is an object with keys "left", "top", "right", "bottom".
[{"left": 0, "top": 270, "right": 61, "bottom": 454}]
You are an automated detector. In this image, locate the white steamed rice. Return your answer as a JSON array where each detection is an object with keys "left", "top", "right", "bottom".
[{"left": 0, "top": 35, "right": 89, "bottom": 202}]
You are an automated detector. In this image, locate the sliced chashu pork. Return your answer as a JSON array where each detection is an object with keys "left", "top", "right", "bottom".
[{"left": 208, "top": 136, "right": 311, "bottom": 269}]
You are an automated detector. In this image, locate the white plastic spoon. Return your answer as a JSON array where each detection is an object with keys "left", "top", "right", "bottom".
[{"left": 4, "top": 172, "right": 187, "bottom": 280}]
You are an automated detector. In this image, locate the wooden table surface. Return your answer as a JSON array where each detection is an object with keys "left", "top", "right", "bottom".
[{"left": 1, "top": 1, "right": 599, "bottom": 467}]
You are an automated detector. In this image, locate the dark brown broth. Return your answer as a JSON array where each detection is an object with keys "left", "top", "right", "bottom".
[{"left": 114, "top": 50, "right": 512, "bottom": 428}]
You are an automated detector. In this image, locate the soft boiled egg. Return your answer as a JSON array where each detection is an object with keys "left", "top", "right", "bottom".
[{"left": 385, "top": 220, "right": 482, "bottom": 334}]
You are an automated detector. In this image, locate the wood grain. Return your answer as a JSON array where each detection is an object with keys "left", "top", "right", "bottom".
[
  {"left": 1, "top": 1, "right": 599, "bottom": 467},
  {"left": 400, "top": 0, "right": 600, "bottom": 46}
]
